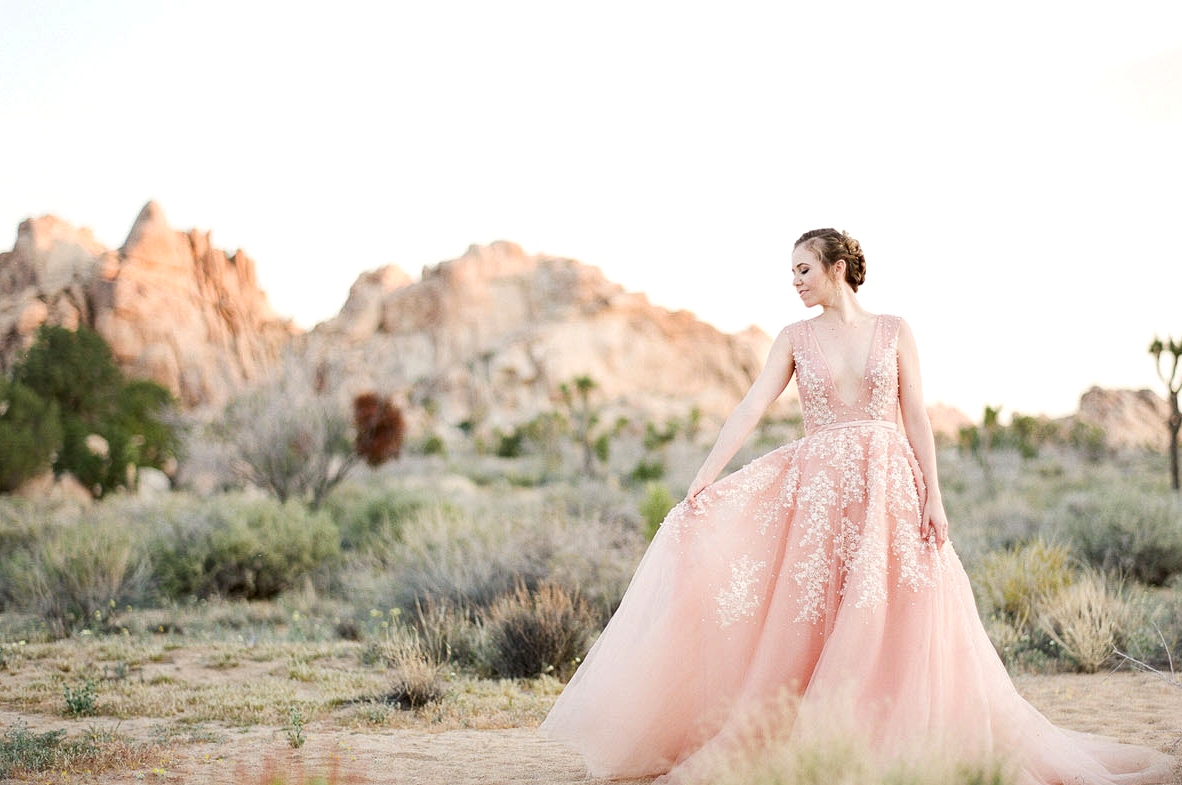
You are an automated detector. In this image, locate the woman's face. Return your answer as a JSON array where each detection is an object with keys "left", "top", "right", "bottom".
[{"left": 792, "top": 245, "right": 838, "bottom": 308}]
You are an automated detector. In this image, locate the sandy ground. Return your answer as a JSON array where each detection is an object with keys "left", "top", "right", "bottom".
[{"left": 2, "top": 670, "right": 1181, "bottom": 784}]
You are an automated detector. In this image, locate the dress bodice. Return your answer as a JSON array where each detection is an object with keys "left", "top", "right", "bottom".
[{"left": 788, "top": 315, "right": 901, "bottom": 434}]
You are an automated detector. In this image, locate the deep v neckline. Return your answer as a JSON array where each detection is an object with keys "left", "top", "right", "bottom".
[{"left": 805, "top": 315, "right": 882, "bottom": 410}]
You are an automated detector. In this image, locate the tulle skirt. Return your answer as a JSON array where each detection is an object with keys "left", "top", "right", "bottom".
[{"left": 540, "top": 425, "right": 1174, "bottom": 784}]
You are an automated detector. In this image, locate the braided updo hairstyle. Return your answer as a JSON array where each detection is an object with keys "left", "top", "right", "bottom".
[{"left": 793, "top": 228, "right": 867, "bottom": 292}]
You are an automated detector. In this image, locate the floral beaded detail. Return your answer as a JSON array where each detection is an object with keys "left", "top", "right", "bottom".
[
  {"left": 782, "top": 316, "right": 938, "bottom": 622},
  {"left": 657, "top": 315, "right": 940, "bottom": 630},
  {"left": 790, "top": 316, "right": 902, "bottom": 429},
  {"left": 716, "top": 554, "right": 768, "bottom": 627},
  {"left": 864, "top": 316, "right": 901, "bottom": 422},
  {"left": 794, "top": 360, "right": 837, "bottom": 430},
  {"left": 789, "top": 323, "right": 838, "bottom": 431}
]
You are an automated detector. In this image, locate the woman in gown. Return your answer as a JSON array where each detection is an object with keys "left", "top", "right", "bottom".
[{"left": 540, "top": 229, "right": 1175, "bottom": 784}]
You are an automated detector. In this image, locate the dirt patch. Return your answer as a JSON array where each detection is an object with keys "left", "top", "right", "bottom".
[{"left": 1, "top": 671, "right": 1179, "bottom": 783}]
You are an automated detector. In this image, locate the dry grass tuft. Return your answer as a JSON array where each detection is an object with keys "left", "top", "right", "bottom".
[
  {"left": 1038, "top": 569, "right": 1129, "bottom": 673},
  {"left": 482, "top": 581, "right": 597, "bottom": 679},
  {"left": 377, "top": 625, "right": 448, "bottom": 708},
  {"left": 411, "top": 597, "right": 482, "bottom": 668},
  {"left": 971, "top": 539, "right": 1074, "bottom": 630}
]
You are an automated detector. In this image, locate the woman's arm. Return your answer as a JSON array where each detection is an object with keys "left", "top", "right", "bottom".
[
  {"left": 897, "top": 319, "right": 949, "bottom": 546},
  {"left": 686, "top": 327, "right": 796, "bottom": 501}
]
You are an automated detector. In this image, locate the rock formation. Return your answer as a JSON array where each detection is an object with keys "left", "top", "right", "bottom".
[
  {"left": 2, "top": 206, "right": 1167, "bottom": 457},
  {"left": 927, "top": 403, "right": 974, "bottom": 443},
  {"left": 0, "top": 202, "right": 295, "bottom": 408},
  {"left": 1068, "top": 386, "right": 1169, "bottom": 452},
  {"left": 301, "top": 241, "right": 786, "bottom": 435}
]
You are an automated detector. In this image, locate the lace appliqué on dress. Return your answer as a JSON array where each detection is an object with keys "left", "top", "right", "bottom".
[
  {"left": 786, "top": 317, "right": 939, "bottom": 623},
  {"left": 665, "top": 315, "right": 939, "bottom": 629},
  {"left": 660, "top": 444, "right": 800, "bottom": 545},
  {"left": 795, "top": 356, "right": 837, "bottom": 431},
  {"left": 716, "top": 554, "right": 768, "bottom": 628},
  {"left": 790, "top": 448, "right": 840, "bottom": 624}
]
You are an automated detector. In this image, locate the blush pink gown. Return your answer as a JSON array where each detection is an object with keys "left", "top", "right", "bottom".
[{"left": 541, "top": 315, "right": 1174, "bottom": 784}]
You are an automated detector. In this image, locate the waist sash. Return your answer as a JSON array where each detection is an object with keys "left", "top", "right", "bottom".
[{"left": 812, "top": 419, "right": 897, "bottom": 435}]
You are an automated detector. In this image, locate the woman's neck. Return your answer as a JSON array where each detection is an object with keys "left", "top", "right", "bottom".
[{"left": 816, "top": 288, "right": 869, "bottom": 325}]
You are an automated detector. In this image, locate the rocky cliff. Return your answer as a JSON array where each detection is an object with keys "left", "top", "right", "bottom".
[
  {"left": 0, "top": 203, "right": 295, "bottom": 407},
  {"left": 300, "top": 241, "right": 783, "bottom": 434}
]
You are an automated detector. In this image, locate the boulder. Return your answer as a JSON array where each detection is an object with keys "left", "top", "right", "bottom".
[
  {"left": 13, "top": 471, "right": 94, "bottom": 504},
  {"left": 135, "top": 466, "right": 173, "bottom": 495}
]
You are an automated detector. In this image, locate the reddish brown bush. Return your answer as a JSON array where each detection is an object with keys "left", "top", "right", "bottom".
[{"left": 353, "top": 393, "right": 405, "bottom": 466}]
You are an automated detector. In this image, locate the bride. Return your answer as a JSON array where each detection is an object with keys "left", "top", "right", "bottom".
[{"left": 540, "top": 229, "right": 1174, "bottom": 784}]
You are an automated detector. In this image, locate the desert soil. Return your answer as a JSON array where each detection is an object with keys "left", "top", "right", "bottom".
[{"left": 2, "top": 670, "right": 1180, "bottom": 784}]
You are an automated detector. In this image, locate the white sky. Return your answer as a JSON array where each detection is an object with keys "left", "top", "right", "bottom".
[{"left": 2, "top": 0, "right": 1180, "bottom": 418}]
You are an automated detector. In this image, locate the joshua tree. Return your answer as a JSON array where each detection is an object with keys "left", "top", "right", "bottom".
[
  {"left": 1149, "top": 336, "right": 1182, "bottom": 491},
  {"left": 558, "top": 375, "right": 625, "bottom": 475}
]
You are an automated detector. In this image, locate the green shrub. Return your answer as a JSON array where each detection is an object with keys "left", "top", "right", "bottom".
[
  {"left": 1067, "top": 421, "right": 1108, "bottom": 462},
  {"left": 362, "top": 504, "right": 552, "bottom": 611},
  {"left": 593, "top": 433, "right": 611, "bottom": 464},
  {"left": 284, "top": 705, "right": 306, "bottom": 748},
  {"left": 495, "top": 429, "right": 525, "bottom": 458},
  {"left": 63, "top": 677, "right": 98, "bottom": 717},
  {"left": 4, "top": 507, "right": 149, "bottom": 636},
  {"left": 110, "top": 380, "right": 179, "bottom": 471},
  {"left": 11, "top": 325, "right": 177, "bottom": 497},
  {"left": 628, "top": 458, "right": 665, "bottom": 484},
  {"left": 352, "top": 496, "right": 644, "bottom": 621},
  {"left": 1122, "top": 583, "right": 1182, "bottom": 669},
  {"left": 0, "top": 721, "right": 65, "bottom": 778},
  {"left": 0, "top": 378, "right": 63, "bottom": 491},
  {"left": 320, "top": 485, "right": 431, "bottom": 553},
  {"left": 640, "top": 482, "right": 677, "bottom": 541},
  {"left": 0, "top": 721, "right": 154, "bottom": 780},
  {"left": 1050, "top": 490, "right": 1182, "bottom": 585},
  {"left": 15, "top": 325, "right": 123, "bottom": 418},
  {"left": 1006, "top": 413, "right": 1059, "bottom": 459},
  {"left": 970, "top": 539, "right": 1074, "bottom": 629},
  {"left": 149, "top": 495, "right": 340, "bottom": 601},
  {"left": 643, "top": 420, "right": 678, "bottom": 451},
  {"left": 481, "top": 581, "right": 597, "bottom": 679},
  {"left": 420, "top": 434, "right": 446, "bottom": 456},
  {"left": 0, "top": 500, "right": 57, "bottom": 610}
]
